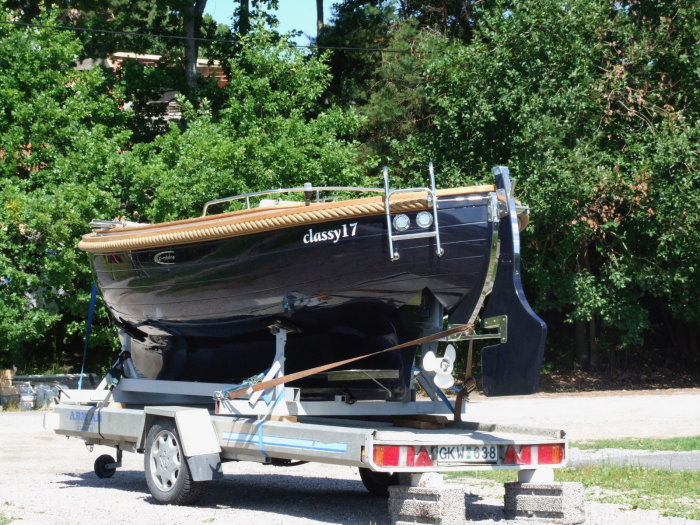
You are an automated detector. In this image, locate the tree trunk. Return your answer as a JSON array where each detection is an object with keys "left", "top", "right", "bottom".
[
  {"left": 675, "top": 318, "right": 689, "bottom": 362},
  {"left": 239, "top": 0, "right": 250, "bottom": 36},
  {"left": 316, "top": 0, "right": 324, "bottom": 34},
  {"left": 660, "top": 301, "right": 678, "bottom": 352},
  {"left": 588, "top": 316, "right": 599, "bottom": 370},
  {"left": 673, "top": 318, "right": 699, "bottom": 366},
  {"left": 576, "top": 243, "right": 596, "bottom": 369},
  {"left": 689, "top": 323, "right": 698, "bottom": 365},
  {"left": 183, "top": 0, "right": 208, "bottom": 90},
  {"left": 575, "top": 320, "right": 588, "bottom": 367}
]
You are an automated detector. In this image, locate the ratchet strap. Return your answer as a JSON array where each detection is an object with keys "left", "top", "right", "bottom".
[
  {"left": 225, "top": 323, "right": 473, "bottom": 400},
  {"left": 78, "top": 282, "right": 99, "bottom": 390}
]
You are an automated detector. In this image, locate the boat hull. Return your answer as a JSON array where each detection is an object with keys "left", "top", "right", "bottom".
[
  {"left": 84, "top": 168, "right": 547, "bottom": 399},
  {"left": 90, "top": 193, "right": 494, "bottom": 398}
]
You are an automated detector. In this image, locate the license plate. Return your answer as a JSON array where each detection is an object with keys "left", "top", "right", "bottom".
[{"left": 430, "top": 445, "right": 498, "bottom": 464}]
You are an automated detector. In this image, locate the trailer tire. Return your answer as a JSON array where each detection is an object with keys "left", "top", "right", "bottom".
[
  {"left": 94, "top": 454, "right": 116, "bottom": 478},
  {"left": 359, "top": 468, "right": 398, "bottom": 497},
  {"left": 144, "top": 418, "right": 206, "bottom": 505}
]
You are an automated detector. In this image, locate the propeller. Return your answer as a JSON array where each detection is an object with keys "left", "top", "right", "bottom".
[{"left": 421, "top": 344, "right": 456, "bottom": 389}]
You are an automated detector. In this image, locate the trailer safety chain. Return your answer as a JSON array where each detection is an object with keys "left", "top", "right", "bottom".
[{"left": 224, "top": 323, "right": 474, "bottom": 400}]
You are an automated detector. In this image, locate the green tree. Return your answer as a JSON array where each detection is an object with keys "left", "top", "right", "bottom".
[
  {"left": 119, "top": 28, "right": 368, "bottom": 222},
  {"left": 315, "top": 0, "right": 397, "bottom": 104},
  {"left": 0, "top": 14, "right": 132, "bottom": 370},
  {"left": 3, "top": 0, "right": 225, "bottom": 88},
  {"left": 0, "top": 17, "right": 367, "bottom": 373},
  {"left": 398, "top": 0, "right": 479, "bottom": 42},
  {"left": 334, "top": 0, "right": 699, "bottom": 370},
  {"left": 414, "top": 0, "right": 700, "bottom": 369}
]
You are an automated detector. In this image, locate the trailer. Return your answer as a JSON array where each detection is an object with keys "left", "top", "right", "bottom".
[
  {"left": 43, "top": 283, "right": 568, "bottom": 521},
  {"left": 42, "top": 164, "right": 581, "bottom": 521},
  {"left": 43, "top": 322, "right": 577, "bottom": 522},
  {"left": 44, "top": 362, "right": 567, "bottom": 509}
]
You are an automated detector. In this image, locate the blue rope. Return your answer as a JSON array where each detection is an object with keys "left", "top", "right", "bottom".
[{"left": 78, "top": 283, "right": 98, "bottom": 390}]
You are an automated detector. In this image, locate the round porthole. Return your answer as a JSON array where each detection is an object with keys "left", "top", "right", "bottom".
[
  {"left": 416, "top": 211, "right": 434, "bottom": 229},
  {"left": 393, "top": 214, "right": 410, "bottom": 231}
]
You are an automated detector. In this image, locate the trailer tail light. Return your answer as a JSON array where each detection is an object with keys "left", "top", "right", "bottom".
[
  {"left": 373, "top": 445, "right": 434, "bottom": 467},
  {"left": 373, "top": 445, "right": 401, "bottom": 466},
  {"left": 503, "top": 444, "right": 564, "bottom": 465},
  {"left": 538, "top": 444, "right": 565, "bottom": 464}
]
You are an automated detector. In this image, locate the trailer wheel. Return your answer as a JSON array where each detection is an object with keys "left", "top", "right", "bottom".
[
  {"left": 144, "top": 418, "right": 206, "bottom": 505},
  {"left": 358, "top": 468, "right": 399, "bottom": 497},
  {"left": 94, "top": 454, "right": 116, "bottom": 478}
]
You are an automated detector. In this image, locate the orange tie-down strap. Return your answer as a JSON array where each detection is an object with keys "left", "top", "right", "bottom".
[{"left": 224, "top": 323, "right": 473, "bottom": 400}]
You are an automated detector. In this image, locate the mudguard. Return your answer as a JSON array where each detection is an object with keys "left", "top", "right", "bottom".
[{"left": 480, "top": 167, "right": 547, "bottom": 396}]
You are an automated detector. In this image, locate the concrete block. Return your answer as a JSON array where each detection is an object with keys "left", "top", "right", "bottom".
[
  {"left": 504, "top": 481, "right": 584, "bottom": 524},
  {"left": 398, "top": 472, "right": 444, "bottom": 488},
  {"left": 388, "top": 485, "right": 467, "bottom": 525}
]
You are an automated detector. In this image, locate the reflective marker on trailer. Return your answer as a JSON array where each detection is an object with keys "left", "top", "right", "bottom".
[
  {"left": 414, "top": 447, "right": 432, "bottom": 467},
  {"left": 503, "top": 445, "right": 532, "bottom": 465},
  {"left": 373, "top": 445, "right": 434, "bottom": 467}
]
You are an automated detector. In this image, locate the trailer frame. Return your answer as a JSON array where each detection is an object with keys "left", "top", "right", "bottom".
[{"left": 45, "top": 374, "right": 568, "bottom": 506}]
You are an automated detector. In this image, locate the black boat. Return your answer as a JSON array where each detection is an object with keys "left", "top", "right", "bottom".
[{"left": 80, "top": 166, "right": 546, "bottom": 399}]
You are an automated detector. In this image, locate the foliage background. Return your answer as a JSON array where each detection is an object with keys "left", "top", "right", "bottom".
[{"left": 0, "top": 0, "right": 698, "bottom": 376}]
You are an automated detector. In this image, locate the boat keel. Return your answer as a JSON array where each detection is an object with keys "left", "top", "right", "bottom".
[{"left": 480, "top": 168, "right": 546, "bottom": 396}]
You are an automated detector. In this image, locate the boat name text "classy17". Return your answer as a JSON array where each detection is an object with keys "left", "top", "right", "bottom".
[{"left": 303, "top": 222, "right": 358, "bottom": 245}]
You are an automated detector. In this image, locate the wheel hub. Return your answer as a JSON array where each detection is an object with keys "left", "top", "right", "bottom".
[{"left": 149, "top": 430, "right": 182, "bottom": 492}]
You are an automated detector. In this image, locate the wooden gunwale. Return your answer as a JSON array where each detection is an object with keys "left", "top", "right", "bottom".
[{"left": 79, "top": 185, "right": 495, "bottom": 253}]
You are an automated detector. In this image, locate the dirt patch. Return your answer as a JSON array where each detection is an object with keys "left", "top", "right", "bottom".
[{"left": 538, "top": 367, "right": 700, "bottom": 393}]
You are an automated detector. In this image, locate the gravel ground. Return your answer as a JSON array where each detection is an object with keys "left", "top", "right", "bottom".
[
  {"left": 463, "top": 388, "right": 700, "bottom": 441},
  {"left": 1, "top": 389, "right": 699, "bottom": 525},
  {"left": 568, "top": 447, "right": 700, "bottom": 471}
]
